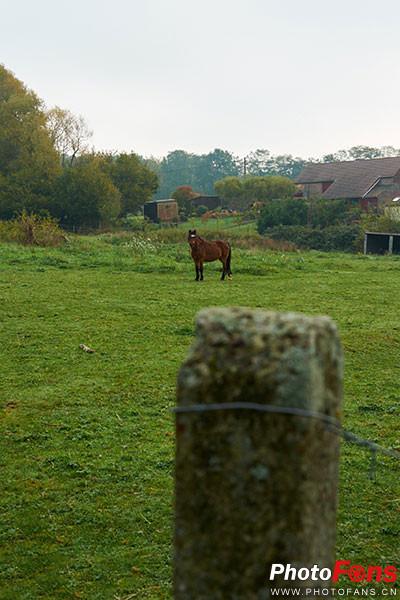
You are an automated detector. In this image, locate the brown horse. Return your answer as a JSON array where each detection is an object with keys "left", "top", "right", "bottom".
[{"left": 188, "top": 229, "right": 232, "bottom": 281}]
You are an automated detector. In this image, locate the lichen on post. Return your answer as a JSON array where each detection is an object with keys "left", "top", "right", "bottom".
[{"left": 174, "top": 307, "right": 343, "bottom": 599}]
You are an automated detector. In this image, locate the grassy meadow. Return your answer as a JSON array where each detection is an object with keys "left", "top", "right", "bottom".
[{"left": 0, "top": 225, "right": 399, "bottom": 599}]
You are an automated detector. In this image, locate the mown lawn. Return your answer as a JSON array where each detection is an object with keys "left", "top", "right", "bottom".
[{"left": 0, "top": 235, "right": 399, "bottom": 599}]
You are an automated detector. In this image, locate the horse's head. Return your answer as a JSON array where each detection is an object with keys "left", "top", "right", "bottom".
[{"left": 188, "top": 229, "right": 198, "bottom": 248}]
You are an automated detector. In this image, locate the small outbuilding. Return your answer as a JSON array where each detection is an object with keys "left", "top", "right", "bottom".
[
  {"left": 364, "top": 231, "right": 400, "bottom": 255},
  {"left": 144, "top": 198, "right": 179, "bottom": 223},
  {"left": 191, "top": 195, "right": 221, "bottom": 211}
]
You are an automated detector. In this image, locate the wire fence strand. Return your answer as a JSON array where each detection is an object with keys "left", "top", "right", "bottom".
[{"left": 173, "top": 402, "right": 400, "bottom": 480}]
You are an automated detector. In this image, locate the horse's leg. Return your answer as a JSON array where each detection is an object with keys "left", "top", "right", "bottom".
[
  {"left": 226, "top": 246, "right": 232, "bottom": 278},
  {"left": 195, "top": 262, "right": 200, "bottom": 281},
  {"left": 200, "top": 262, "right": 204, "bottom": 281},
  {"left": 220, "top": 258, "right": 226, "bottom": 281}
]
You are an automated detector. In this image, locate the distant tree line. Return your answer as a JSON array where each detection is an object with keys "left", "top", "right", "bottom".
[
  {"left": 2, "top": 63, "right": 400, "bottom": 229},
  {"left": 149, "top": 149, "right": 305, "bottom": 199},
  {"left": 0, "top": 65, "right": 157, "bottom": 229},
  {"left": 149, "top": 146, "right": 400, "bottom": 200}
]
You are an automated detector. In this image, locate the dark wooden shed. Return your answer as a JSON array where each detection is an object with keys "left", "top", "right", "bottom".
[
  {"left": 364, "top": 231, "right": 400, "bottom": 255},
  {"left": 144, "top": 199, "right": 179, "bottom": 223},
  {"left": 191, "top": 195, "right": 221, "bottom": 210}
]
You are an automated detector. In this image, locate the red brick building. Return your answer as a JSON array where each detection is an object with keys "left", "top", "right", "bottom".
[{"left": 296, "top": 157, "right": 400, "bottom": 210}]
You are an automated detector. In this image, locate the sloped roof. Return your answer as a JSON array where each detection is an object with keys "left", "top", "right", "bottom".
[
  {"left": 146, "top": 198, "right": 176, "bottom": 204},
  {"left": 296, "top": 157, "right": 400, "bottom": 199}
]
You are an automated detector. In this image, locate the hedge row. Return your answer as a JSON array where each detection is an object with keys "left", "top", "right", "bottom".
[
  {"left": 264, "top": 224, "right": 361, "bottom": 252},
  {"left": 257, "top": 198, "right": 361, "bottom": 233}
]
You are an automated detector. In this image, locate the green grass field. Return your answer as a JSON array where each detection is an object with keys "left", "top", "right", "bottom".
[{"left": 0, "top": 233, "right": 399, "bottom": 599}]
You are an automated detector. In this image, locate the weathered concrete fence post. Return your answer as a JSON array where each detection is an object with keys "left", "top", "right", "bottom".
[{"left": 174, "top": 307, "right": 343, "bottom": 599}]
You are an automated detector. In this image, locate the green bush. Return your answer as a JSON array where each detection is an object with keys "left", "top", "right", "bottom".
[
  {"left": 172, "top": 186, "right": 199, "bottom": 218},
  {"left": 265, "top": 224, "right": 361, "bottom": 252},
  {"left": 53, "top": 161, "right": 121, "bottom": 230},
  {"left": 258, "top": 199, "right": 308, "bottom": 231},
  {"left": 258, "top": 198, "right": 361, "bottom": 234},
  {"left": 257, "top": 197, "right": 362, "bottom": 251},
  {"left": 0, "top": 212, "right": 67, "bottom": 247},
  {"left": 120, "top": 214, "right": 145, "bottom": 231},
  {"left": 309, "top": 199, "right": 361, "bottom": 227},
  {"left": 360, "top": 213, "right": 400, "bottom": 234}
]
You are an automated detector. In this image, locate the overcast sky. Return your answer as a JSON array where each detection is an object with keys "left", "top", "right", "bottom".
[{"left": 2, "top": 0, "right": 399, "bottom": 159}]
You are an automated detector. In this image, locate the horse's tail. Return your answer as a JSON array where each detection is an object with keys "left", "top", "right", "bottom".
[{"left": 226, "top": 244, "right": 232, "bottom": 275}]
